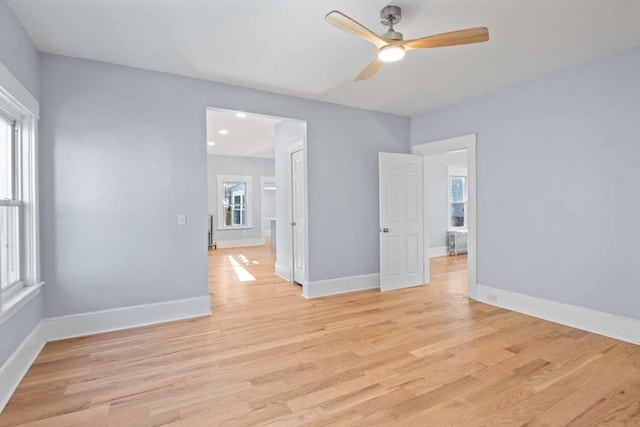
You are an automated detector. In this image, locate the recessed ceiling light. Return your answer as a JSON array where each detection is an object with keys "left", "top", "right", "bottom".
[
  {"left": 207, "top": 141, "right": 216, "bottom": 146},
  {"left": 236, "top": 112, "right": 247, "bottom": 118},
  {"left": 219, "top": 129, "right": 228, "bottom": 135}
]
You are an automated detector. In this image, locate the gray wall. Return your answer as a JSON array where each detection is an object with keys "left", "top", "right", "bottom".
[
  {"left": 207, "top": 155, "right": 275, "bottom": 242},
  {"left": 0, "top": 0, "right": 39, "bottom": 98},
  {"left": 0, "top": 0, "right": 43, "bottom": 366},
  {"left": 411, "top": 46, "right": 640, "bottom": 319},
  {"left": 426, "top": 151, "right": 468, "bottom": 248},
  {"left": 39, "top": 53, "right": 410, "bottom": 317}
]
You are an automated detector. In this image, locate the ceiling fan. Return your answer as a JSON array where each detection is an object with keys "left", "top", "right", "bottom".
[{"left": 325, "top": 5, "right": 489, "bottom": 81}]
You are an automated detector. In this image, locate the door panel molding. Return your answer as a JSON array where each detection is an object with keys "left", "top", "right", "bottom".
[{"left": 379, "top": 153, "right": 424, "bottom": 292}]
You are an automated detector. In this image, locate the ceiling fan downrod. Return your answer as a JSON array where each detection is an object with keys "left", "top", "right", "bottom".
[{"left": 380, "top": 5, "right": 403, "bottom": 41}]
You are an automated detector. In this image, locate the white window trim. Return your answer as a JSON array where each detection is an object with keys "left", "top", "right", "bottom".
[
  {"left": 447, "top": 165, "right": 468, "bottom": 231},
  {"left": 0, "top": 61, "right": 42, "bottom": 324},
  {"left": 217, "top": 174, "right": 253, "bottom": 230}
]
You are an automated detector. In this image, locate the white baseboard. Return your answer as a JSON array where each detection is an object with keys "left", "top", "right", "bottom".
[
  {"left": 44, "top": 296, "right": 212, "bottom": 341},
  {"left": 275, "top": 263, "right": 290, "bottom": 282},
  {"left": 0, "top": 295, "right": 212, "bottom": 412},
  {"left": 476, "top": 284, "right": 640, "bottom": 345},
  {"left": 216, "top": 238, "right": 265, "bottom": 249},
  {"left": 0, "top": 321, "right": 46, "bottom": 411},
  {"left": 429, "top": 246, "right": 448, "bottom": 258},
  {"left": 304, "top": 273, "right": 379, "bottom": 299}
]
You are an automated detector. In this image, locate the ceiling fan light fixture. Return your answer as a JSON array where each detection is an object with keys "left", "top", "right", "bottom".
[{"left": 378, "top": 45, "right": 405, "bottom": 62}]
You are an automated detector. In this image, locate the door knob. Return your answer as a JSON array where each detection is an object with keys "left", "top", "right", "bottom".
[{"left": 382, "top": 228, "right": 389, "bottom": 233}]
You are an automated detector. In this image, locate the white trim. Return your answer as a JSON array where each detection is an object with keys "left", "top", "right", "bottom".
[
  {"left": 0, "top": 283, "right": 41, "bottom": 325},
  {"left": 260, "top": 176, "right": 276, "bottom": 239},
  {"left": 413, "top": 134, "right": 477, "bottom": 298},
  {"left": 275, "top": 263, "right": 291, "bottom": 282},
  {"left": 476, "top": 284, "right": 640, "bottom": 345},
  {"left": 0, "top": 320, "right": 45, "bottom": 411},
  {"left": 260, "top": 175, "right": 276, "bottom": 191},
  {"left": 304, "top": 273, "right": 379, "bottom": 299},
  {"left": 428, "top": 246, "right": 449, "bottom": 258},
  {"left": 0, "top": 62, "right": 39, "bottom": 117},
  {"left": 413, "top": 134, "right": 474, "bottom": 155},
  {"left": 215, "top": 238, "right": 265, "bottom": 249},
  {"left": 44, "top": 296, "right": 212, "bottom": 342},
  {"left": 0, "top": 295, "right": 212, "bottom": 411}
]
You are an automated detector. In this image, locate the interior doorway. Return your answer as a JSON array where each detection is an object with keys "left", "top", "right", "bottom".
[
  {"left": 205, "top": 107, "right": 308, "bottom": 295},
  {"left": 413, "top": 134, "right": 477, "bottom": 299}
]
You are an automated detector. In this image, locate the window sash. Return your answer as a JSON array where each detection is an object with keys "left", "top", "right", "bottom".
[
  {"left": 0, "top": 196, "right": 21, "bottom": 291},
  {"left": 223, "top": 203, "right": 246, "bottom": 226},
  {"left": 0, "top": 115, "right": 16, "bottom": 201},
  {"left": 447, "top": 167, "right": 468, "bottom": 231}
]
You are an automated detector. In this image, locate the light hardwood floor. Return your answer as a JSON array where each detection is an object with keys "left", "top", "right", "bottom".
[{"left": 2, "top": 244, "right": 639, "bottom": 426}]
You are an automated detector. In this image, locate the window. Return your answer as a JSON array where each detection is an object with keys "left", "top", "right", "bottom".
[
  {"left": 217, "top": 175, "right": 253, "bottom": 229},
  {"left": 0, "top": 114, "right": 21, "bottom": 293},
  {"left": 448, "top": 166, "right": 468, "bottom": 230},
  {"left": 0, "top": 62, "right": 41, "bottom": 321},
  {"left": 225, "top": 182, "right": 246, "bottom": 226}
]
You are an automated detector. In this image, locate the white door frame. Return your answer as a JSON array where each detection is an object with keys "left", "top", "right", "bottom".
[
  {"left": 286, "top": 140, "right": 309, "bottom": 291},
  {"left": 412, "top": 134, "right": 478, "bottom": 299},
  {"left": 259, "top": 175, "right": 275, "bottom": 239}
]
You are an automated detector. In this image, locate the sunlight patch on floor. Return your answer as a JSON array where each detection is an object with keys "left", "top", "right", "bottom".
[{"left": 228, "top": 255, "right": 256, "bottom": 282}]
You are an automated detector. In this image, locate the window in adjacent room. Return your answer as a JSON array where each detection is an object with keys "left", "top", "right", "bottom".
[
  {"left": 217, "top": 175, "right": 253, "bottom": 229},
  {"left": 447, "top": 166, "right": 468, "bottom": 230}
]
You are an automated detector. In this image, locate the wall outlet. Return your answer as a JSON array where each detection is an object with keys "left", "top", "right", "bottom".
[
  {"left": 487, "top": 294, "right": 498, "bottom": 303},
  {"left": 177, "top": 214, "right": 187, "bottom": 225}
]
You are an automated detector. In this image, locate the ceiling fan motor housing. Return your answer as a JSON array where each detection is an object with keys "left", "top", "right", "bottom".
[
  {"left": 380, "top": 5, "right": 401, "bottom": 25},
  {"left": 380, "top": 5, "right": 403, "bottom": 40}
]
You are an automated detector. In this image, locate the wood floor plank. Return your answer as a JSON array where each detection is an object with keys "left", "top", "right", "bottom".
[{"left": 2, "top": 244, "right": 638, "bottom": 426}]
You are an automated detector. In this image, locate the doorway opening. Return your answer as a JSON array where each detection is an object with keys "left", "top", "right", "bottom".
[
  {"left": 413, "top": 134, "right": 477, "bottom": 299},
  {"left": 205, "top": 107, "right": 308, "bottom": 297}
]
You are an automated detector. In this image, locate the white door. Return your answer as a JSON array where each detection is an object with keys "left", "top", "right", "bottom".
[
  {"left": 379, "top": 153, "right": 424, "bottom": 291},
  {"left": 291, "top": 149, "right": 305, "bottom": 284}
]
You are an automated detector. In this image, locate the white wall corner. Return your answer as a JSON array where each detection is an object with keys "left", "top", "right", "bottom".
[
  {"left": 0, "top": 321, "right": 46, "bottom": 412},
  {"left": 44, "top": 296, "right": 212, "bottom": 342},
  {"left": 429, "top": 246, "right": 448, "bottom": 258},
  {"left": 304, "top": 273, "right": 380, "bottom": 299},
  {"left": 216, "top": 238, "right": 265, "bottom": 249},
  {"left": 476, "top": 284, "right": 640, "bottom": 345},
  {"left": 275, "top": 263, "right": 290, "bottom": 282}
]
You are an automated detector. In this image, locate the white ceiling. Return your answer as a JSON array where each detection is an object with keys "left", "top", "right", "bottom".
[
  {"left": 8, "top": 0, "right": 640, "bottom": 116},
  {"left": 206, "top": 109, "right": 281, "bottom": 159}
]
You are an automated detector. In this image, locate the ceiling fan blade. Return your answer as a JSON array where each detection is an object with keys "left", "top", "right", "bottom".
[
  {"left": 403, "top": 27, "right": 489, "bottom": 50},
  {"left": 325, "top": 11, "right": 387, "bottom": 48},
  {"left": 354, "top": 58, "right": 383, "bottom": 81}
]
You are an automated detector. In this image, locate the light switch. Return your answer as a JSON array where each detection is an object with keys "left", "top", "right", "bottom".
[{"left": 177, "top": 214, "right": 187, "bottom": 225}]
